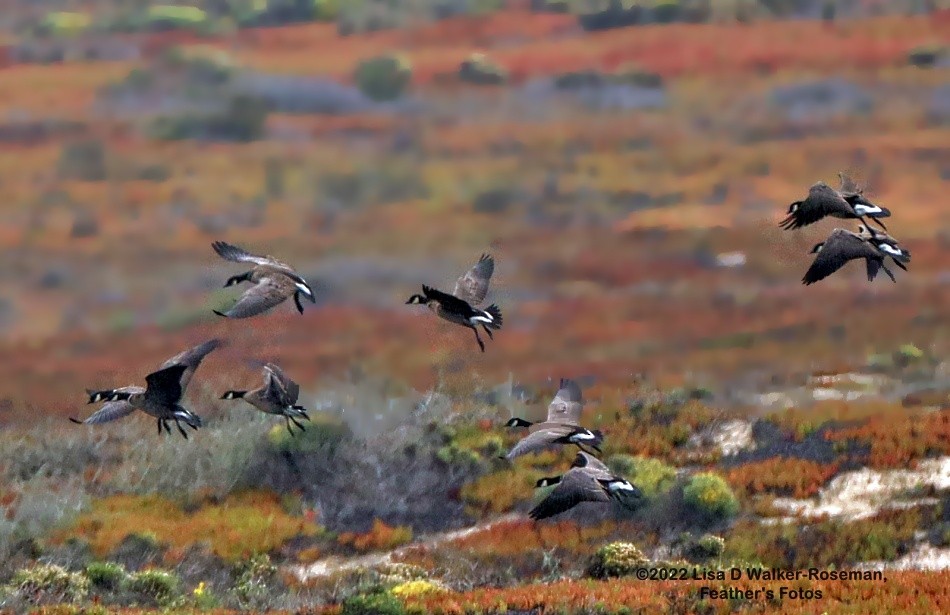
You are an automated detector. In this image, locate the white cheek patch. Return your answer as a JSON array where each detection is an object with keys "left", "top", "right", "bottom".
[
  {"left": 877, "top": 243, "right": 904, "bottom": 256},
  {"left": 854, "top": 204, "right": 883, "bottom": 215}
]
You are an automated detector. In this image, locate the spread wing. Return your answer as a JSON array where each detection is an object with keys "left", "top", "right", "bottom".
[
  {"left": 573, "top": 451, "right": 610, "bottom": 474},
  {"left": 144, "top": 364, "right": 187, "bottom": 406},
  {"left": 217, "top": 276, "right": 294, "bottom": 319},
  {"left": 506, "top": 426, "right": 570, "bottom": 460},
  {"left": 70, "top": 401, "right": 136, "bottom": 425},
  {"left": 263, "top": 363, "right": 299, "bottom": 405},
  {"left": 803, "top": 229, "right": 881, "bottom": 285},
  {"left": 546, "top": 378, "right": 583, "bottom": 424},
  {"left": 160, "top": 339, "right": 222, "bottom": 391},
  {"left": 212, "top": 240, "right": 303, "bottom": 280},
  {"left": 453, "top": 254, "right": 494, "bottom": 305},
  {"left": 529, "top": 468, "right": 610, "bottom": 520},
  {"left": 837, "top": 171, "right": 862, "bottom": 196}
]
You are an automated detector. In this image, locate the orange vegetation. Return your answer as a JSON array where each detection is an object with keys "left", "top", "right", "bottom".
[
  {"left": 53, "top": 490, "right": 319, "bottom": 561},
  {"left": 725, "top": 457, "right": 840, "bottom": 498},
  {"left": 337, "top": 519, "right": 413, "bottom": 553}
]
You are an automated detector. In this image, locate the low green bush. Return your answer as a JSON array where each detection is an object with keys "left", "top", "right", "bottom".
[
  {"left": 354, "top": 54, "right": 412, "bottom": 102},
  {"left": 682, "top": 472, "right": 739, "bottom": 525}
]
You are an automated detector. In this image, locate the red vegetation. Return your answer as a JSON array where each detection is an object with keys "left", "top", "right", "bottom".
[
  {"left": 824, "top": 409, "right": 950, "bottom": 468},
  {"left": 726, "top": 457, "right": 840, "bottom": 498}
]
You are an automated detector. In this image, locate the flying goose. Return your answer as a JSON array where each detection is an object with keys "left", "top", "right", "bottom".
[
  {"left": 780, "top": 175, "right": 890, "bottom": 231},
  {"left": 405, "top": 254, "right": 503, "bottom": 352},
  {"left": 529, "top": 451, "right": 641, "bottom": 521},
  {"left": 802, "top": 225, "right": 910, "bottom": 286},
  {"left": 86, "top": 339, "right": 222, "bottom": 404},
  {"left": 211, "top": 240, "right": 316, "bottom": 319},
  {"left": 73, "top": 364, "right": 202, "bottom": 438},
  {"left": 74, "top": 339, "right": 220, "bottom": 437},
  {"left": 506, "top": 378, "right": 583, "bottom": 431},
  {"left": 220, "top": 363, "right": 310, "bottom": 435}
]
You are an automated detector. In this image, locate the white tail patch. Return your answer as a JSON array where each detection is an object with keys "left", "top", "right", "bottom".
[
  {"left": 877, "top": 243, "right": 904, "bottom": 257},
  {"left": 608, "top": 481, "right": 636, "bottom": 492},
  {"left": 571, "top": 431, "right": 596, "bottom": 441},
  {"left": 854, "top": 204, "right": 883, "bottom": 215},
  {"left": 295, "top": 282, "right": 314, "bottom": 297},
  {"left": 470, "top": 311, "right": 494, "bottom": 324}
]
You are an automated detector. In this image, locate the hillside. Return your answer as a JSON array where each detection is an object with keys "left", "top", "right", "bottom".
[{"left": 0, "top": 3, "right": 947, "bottom": 614}]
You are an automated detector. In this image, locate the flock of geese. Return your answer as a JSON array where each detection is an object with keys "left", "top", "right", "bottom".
[{"left": 67, "top": 172, "right": 911, "bottom": 520}]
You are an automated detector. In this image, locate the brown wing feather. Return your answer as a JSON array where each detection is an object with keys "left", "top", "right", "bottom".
[
  {"left": 505, "top": 426, "right": 572, "bottom": 460},
  {"left": 71, "top": 401, "right": 136, "bottom": 425},
  {"left": 263, "top": 363, "right": 299, "bottom": 405},
  {"left": 529, "top": 468, "right": 610, "bottom": 520},
  {"left": 160, "top": 339, "right": 222, "bottom": 391},
  {"left": 453, "top": 254, "right": 494, "bottom": 305},
  {"left": 219, "top": 276, "right": 295, "bottom": 318},
  {"left": 546, "top": 378, "right": 583, "bottom": 424},
  {"left": 803, "top": 229, "right": 882, "bottom": 285}
]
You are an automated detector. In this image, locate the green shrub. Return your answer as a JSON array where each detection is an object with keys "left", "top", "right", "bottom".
[
  {"left": 149, "top": 95, "right": 268, "bottom": 142},
  {"left": 37, "top": 11, "right": 91, "bottom": 37},
  {"left": 652, "top": 0, "right": 681, "bottom": 23},
  {"left": 684, "top": 533, "right": 725, "bottom": 561},
  {"left": 84, "top": 561, "right": 127, "bottom": 591},
  {"left": 585, "top": 542, "right": 648, "bottom": 579},
  {"left": 342, "top": 591, "right": 406, "bottom": 615},
  {"left": 146, "top": 5, "right": 209, "bottom": 32},
  {"left": 607, "top": 454, "right": 676, "bottom": 501},
  {"left": 266, "top": 413, "right": 351, "bottom": 454},
  {"left": 123, "top": 568, "right": 180, "bottom": 606},
  {"left": 354, "top": 53, "right": 412, "bottom": 102},
  {"left": 907, "top": 44, "right": 945, "bottom": 68},
  {"left": 7, "top": 564, "right": 90, "bottom": 604},
  {"left": 234, "top": 553, "right": 279, "bottom": 610},
  {"left": 458, "top": 52, "right": 508, "bottom": 85},
  {"left": 893, "top": 343, "right": 925, "bottom": 367},
  {"left": 682, "top": 472, "right": 740, "bottom": 525},
  {"left": 57, "top": 139, "right": 107, "bottom": 181}
]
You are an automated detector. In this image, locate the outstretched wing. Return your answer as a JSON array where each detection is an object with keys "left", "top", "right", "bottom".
[
  {"left": 70, "top": 401, "right": 136, "bottom": 425},
  {"left": 263, "top": 363, "right": 299, "bottom": 405},
  {"left": 837, "top": 171, "right": 862, "bottom": 196},
  {"left": 506, "top": 427, "right": 570, "bottom": 460},
  {"left": 453, "top": 254, "right": 495, "bottom": 306},
  {"left": 529, "top": 468, "right": 610, "bottom": 520},
  {"left": 144, "top": 364, "right": 187, "bottom": 406},
  {"left": 212, "top": 240, "right": 305, "bottom": 282},
  {"left": 217, "top": 276, "right": 293, "bottom": 319},
  {"left": 160, "top": 339, "right": 222, "bottom": 391},
  {"left": 803, "top": 229, "right": 880, "bottom": 285},
  {"left": 546, "top": 378, "right": 583, "bottom": 424}
]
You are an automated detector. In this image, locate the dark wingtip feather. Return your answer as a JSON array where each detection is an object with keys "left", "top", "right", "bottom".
[{"left": 68, "top": 417, "right": 83, "bottom": 424}]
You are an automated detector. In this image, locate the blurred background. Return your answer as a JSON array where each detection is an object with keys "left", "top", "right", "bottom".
[{"left": 0, "top": 0, "right": 948, "bottom": 612}]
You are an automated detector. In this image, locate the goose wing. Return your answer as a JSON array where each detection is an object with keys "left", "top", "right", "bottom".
[
  {"left": 217, "top": 276, "right": 294, "bottom": 319},
  {"left": 263, "top": 363, "right": 299, "bottom": 405},
  {"left": 453, "top": 254, "right": 494, "bottom": 305},
  {"left": 803, "top": 229, "right": 881, "bottom": 285},
  {"left": 546, "top": 378, "right": 583, "bottom": 424},
  {"left": 212, "top": 240, "right": 304, "bottom": 280},
  {"left": 160, "top": 339, "right": 222, "bottom": 391},
  {"left": 143, "top": 364, "right": 187, "bottom": 406},
  {"left": 506, "top": 425, "right": 571, "bottom": 460},
  {"left": 782, "top": 182, "right": 853, "bottom": 230},
  {"left": 70, "top": 401, "right": 136, "bottom": 425},
  {"left": 573, "top": 450, "right": 610, "bottom": 474},
  {"left": 837, "top": 171, "right": 862, "bottom": 196},
  {"left": 529, "top": 467, "right": 610, "bottom": 520}
]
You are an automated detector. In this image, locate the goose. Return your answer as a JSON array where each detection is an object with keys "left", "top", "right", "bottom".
[
  {"left": 74, "top": 339, "right": 220, "bottom": 437},
  {"left": 802, "top": 225, "right": 910, "bottom": 286},
  {"left": 72, "top": 364, "right": 202, "bottom": 439},
  {"left": 211, "top": 240, "right": 316, "bottom": 319},
  {"left": 505, "top": 423, "right": 604, "bottom": 460},
  {"left": 780, "top": 175, "right": 890, "bottom": 231},
  {"left": 529, "top": 451, "right": 641, "bottom": 521},
  {"left": 85, "top": 339, "right": 222, "bottom": 404},
  {"left": 506, "top": 378, "right": 583, "bottom": 431},
  {"left": 220, "top": 363, "right": 310, "bottom": 435},
  {"left": 406, "top": 254, "right": 503, "bottom": 352}
]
